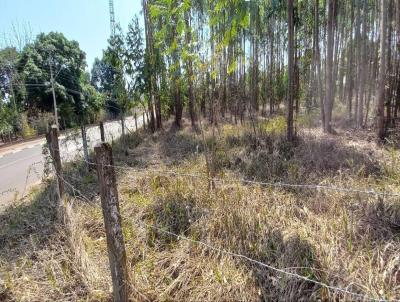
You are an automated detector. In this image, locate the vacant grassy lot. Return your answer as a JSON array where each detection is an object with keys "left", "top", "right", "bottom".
[{"left": 1, "top": 117, "right": 400, "bottom": 301}]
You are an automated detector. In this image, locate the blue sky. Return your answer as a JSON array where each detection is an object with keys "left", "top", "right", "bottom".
[{"left": 0, "top": 0, "right": 142, "bottom": 69}]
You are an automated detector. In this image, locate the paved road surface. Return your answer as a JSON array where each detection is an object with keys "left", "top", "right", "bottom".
[{"left": 0, "top": 117, "right": 139, "bottom": 209}]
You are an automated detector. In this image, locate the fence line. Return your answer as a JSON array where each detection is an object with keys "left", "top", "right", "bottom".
[
  {"left": 8, "top": 130, "right": 397, "bottom": 301},
  {"left": 0, "top": 187, "right": 18, "bottom": 196},
  {"left": 135, "top": 218, "right": 394, "bottom": 302},
  {"left": 57, "top": 175, "right": 395, "bottom": 302},
  {"left": 79, "top": 159, "right": 400, "bottom": 198}
]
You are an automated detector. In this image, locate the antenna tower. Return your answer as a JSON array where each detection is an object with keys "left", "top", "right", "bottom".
[{"left": 109, "top": 0, "right": 116, "bottom": 37}]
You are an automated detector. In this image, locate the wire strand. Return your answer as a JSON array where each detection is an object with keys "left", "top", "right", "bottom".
[
  {"left": 135, "top": 218, "right": 395, "bottom": 302},
  {"left": 80, "top": 159, "right": 400, "bottom": 198}
]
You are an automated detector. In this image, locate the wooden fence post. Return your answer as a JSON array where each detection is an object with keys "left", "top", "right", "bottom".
[
  {"left": 134, "top": 113, "right": 138, "bottom": 131},
  {"left": 46, "top": 125, "right": 64, "bottom": 201},
  {"left": 100, "top": 121, "right": 105, "bottom": 142},
  {"left": 95, "top": 143, "right": 129, "bottom": 302}
]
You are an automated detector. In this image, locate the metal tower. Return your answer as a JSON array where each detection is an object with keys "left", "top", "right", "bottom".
[{"left": 109, "top": 0, "right": 116, "bottom": 37}]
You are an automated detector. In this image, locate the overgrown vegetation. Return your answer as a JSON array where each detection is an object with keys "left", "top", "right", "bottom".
[{"left": 2, "top": 117, "right": 400, "bottom": 301}]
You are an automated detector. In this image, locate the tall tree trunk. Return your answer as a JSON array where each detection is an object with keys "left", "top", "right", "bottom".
[
  {"left": 287, "top": 0, "right": 295, "bottom": 141},
  {"left": 314, "top": 0, "right": 325, "bottom": 127},
  {"left": 184, "top": 10, "right": 196, "bottom": 128},
  {"left": 347, "top": 2, "right": 355, "bottom": 120},
  {"left": 142, "top": 0, "right": 156, "bottom": 132},
  {"left": 269, "top": 17, "right": 275, "bottom": 115},
  {"left": 357, "top": 0, "right": 368, "bottom": 128},
  {"left": 354, "top": 0, "right": 361, "bottom": 126},
  {"left": 172, "top": 0, "right": 183, "bottom": 127},
  {"left": 324, "top": 0, "right": 336, "bottom": 133},
  {"left": 377, "top": 0, "right": 387, "bottom": 141}
]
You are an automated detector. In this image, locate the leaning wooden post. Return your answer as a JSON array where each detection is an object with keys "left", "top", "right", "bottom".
[
  {"left": 95, "top": 143, "right": 129, "bottom": 302},
  {"left": 46, "top": 125, "right": 64, "bottom": 201},
  {"left": 100, "top": 121, "right": 105, "bottom": 142}
]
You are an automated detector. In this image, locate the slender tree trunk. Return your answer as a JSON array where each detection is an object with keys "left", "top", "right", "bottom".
[
  {"left": 347, "top": 2, "right": 355, "bottom": 120},
  {"left": 314, "top": 0, "right": 325, "bottom": 127},
  {"left": 357, "top": 0, "right": 368, "bottom": 128},
  {"left": 185, "top": 10, "right": 197, "bottom": 128},
  {"left": 324, "top": 0, "right": 336, "bottom": 133},
  {"left": 354, "top": 0, "right": 361, "bottom": 126},
  {"left": 287, "top": 0, "right": 295, "bottom": 141},
  {"left": 142, "top": 0, "right": 156, "bottom": 132},
  {"left": 377, "top": 0, "right": 387, "bottom": 141},
  {"left": 269, "top": 17, "right": 275, "bottom": 115}
]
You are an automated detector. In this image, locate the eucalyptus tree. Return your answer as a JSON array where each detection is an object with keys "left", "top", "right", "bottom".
[
  {"left": 142, "top": 0, "right": 157, "bottom": 131},
  {"left": 376, "top": 0, "right": 387, "bottom": 141},
  {"left": 323, "top": 0, "right": 336, "bottom": 134},
  {"left": 125, "top": 15, "right": 147, "bottom": 120},
  {"left": 104, "top": 25, "right": 132, "bottom": 138},
  {"left": 287, "top": 0, "right": 295, "bottom": 141}
]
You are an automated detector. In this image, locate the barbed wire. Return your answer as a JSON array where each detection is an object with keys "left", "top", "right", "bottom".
[
  {"left": 135, "top": 219, "right": 395, "bottom": 302},
  {"left": 50, "top": 173, "right": 396, "bottom": 302},
  {"left": 79, "top": 159, "right": 400, "bottom": 198},
  {"left": 20, "top": 160, "right": 43, "bottom": 197},
  {"left": 29, "top": 143, "right": 396, "bottom": 302},
  {"left": 0, "top": 187, "right": 18, "bottom": 196}
]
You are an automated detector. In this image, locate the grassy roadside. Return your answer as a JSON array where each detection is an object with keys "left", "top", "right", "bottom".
[{"left": 1, "top": 117, "right": 400, "bottom": 301}]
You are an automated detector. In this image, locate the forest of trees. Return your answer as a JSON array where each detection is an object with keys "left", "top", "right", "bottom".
[{"left": 1, "top": 0, "right": 399, "bottom": 143}]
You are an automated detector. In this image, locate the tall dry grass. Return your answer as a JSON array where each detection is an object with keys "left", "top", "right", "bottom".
[{"left": 1, "top": 118, "right": 399, "bottom": 301}]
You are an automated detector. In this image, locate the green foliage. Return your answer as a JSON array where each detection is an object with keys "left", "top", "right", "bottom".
[
  {"left": 18, "top": 32, "right": 86, "bottom": 115},
  {"left": 125, "top": 15, "right": 146, "bottom": 100},
  {"left": 0, "top": 104, "right": 15, "bottom": 136},
  {"left": 260, "top": 116, "right": 287, "bottom": 135},
  {"left": 103, "top": 25, "right": 133, "bottom": 117},
  {"left": 19, "top": 112, "right": 36, "bottom": 138}
]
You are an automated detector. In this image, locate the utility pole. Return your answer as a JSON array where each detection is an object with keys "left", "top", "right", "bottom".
[
  {"left": 9, "top": 78, "right": 17, "bottom": 112},
  {"left": 5, "top": 63, "right": 17, "bottom": 112},
  {"left": 49, "top": 60, "right": 59, "bottom": 130}
]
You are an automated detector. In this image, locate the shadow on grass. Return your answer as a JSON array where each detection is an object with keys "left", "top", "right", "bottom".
[
  {"left": 0, "top": 181, "right": 59, "bottom": 300},
  {"left": 250, "top": 231, "right": 321, "bottom": 302},
  {"left": 141, "top": 185, "right": 324, "bottom": 301},
  {"left": 0, "top": 180, "right": 58, "bottom": 264},
  {"left": 158, "top": 125, "right": 202, "bottom": 166},
  {"left": 232, "top": 132, "right": 382, "bottom": 184},
  {"left": 356, "top": 196, "right": 400, "bottom": 244}
]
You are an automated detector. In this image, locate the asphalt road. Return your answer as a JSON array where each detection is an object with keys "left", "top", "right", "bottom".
[{"left": 0, "top": 116, "right": 139, "bottom": 209}]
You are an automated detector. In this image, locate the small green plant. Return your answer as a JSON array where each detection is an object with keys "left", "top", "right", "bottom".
[{"left": 260, "top": 116, "right": 287, "bottom": 135}]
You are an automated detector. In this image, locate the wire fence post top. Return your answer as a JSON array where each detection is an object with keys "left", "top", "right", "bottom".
[{"left": 99, "top": 121, "right": 105, "bottom": 142}]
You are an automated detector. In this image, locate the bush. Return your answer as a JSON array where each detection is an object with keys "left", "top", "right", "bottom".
[
  {"left": 29, "top": 112, "right": 54, "bottom": 135},
  {"left": 19, "top": 113, "right": 36, "bottom": 139},
  {"left": 259, "top": 116, "right": 287, "bottom": 136}
]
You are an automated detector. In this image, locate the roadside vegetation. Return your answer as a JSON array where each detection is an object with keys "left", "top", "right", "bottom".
[
  {"left": 1, "top": 115, "right": 400, "bottom": 301},
  {"left": 1, "top": 0, "right": 400, "bottom": 301}
]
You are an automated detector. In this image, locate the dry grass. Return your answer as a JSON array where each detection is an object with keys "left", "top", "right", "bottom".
[{"left": 1, "top": 117, "right": 400, "bottom": 301}]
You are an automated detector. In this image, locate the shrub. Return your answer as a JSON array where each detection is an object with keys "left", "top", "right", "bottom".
[{"left": 19, "top": 113, "right": 37, "bottom": 139}]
